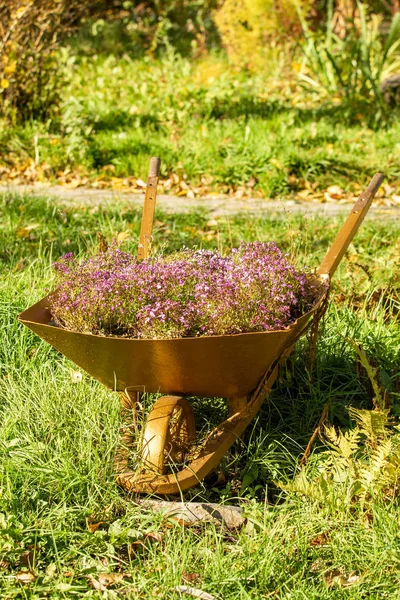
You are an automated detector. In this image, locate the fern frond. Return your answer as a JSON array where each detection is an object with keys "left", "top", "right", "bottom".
[
  {"left": 279, "top": 470, "right": 330, "bottom": 503},
  {"left": 323, "top": 424, "right": 361, "bottom": 459},
  {"left": 359, "top": 438, "right": 393, "bottom": 493},
  {"left": 348, "top": 407, "right": 390, "bottom": 439}
]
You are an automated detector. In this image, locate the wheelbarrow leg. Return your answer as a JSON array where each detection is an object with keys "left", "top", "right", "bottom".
[{"left": 227, "top": 396, "right": 247, "bottom": 417}]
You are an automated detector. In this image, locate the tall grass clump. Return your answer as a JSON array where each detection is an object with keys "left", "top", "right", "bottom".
[{"left": 298, "top": 1, "right": 400, "bottom": 123}]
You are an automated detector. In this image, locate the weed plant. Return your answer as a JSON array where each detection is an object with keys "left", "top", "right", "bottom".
[{"left": 0, "top": 191, "right": 399, "bottom": 597}]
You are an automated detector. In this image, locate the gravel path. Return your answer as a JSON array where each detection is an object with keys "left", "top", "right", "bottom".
[{"left": 1, "top": 183, "right": 399, "bottom": 220}]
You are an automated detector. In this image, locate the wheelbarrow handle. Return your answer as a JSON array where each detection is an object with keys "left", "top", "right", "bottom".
[
  {"left": 317, "top": 172, "right": 384, "bottom": 279},
  {"left": 138, "top": 157, "right": 161, "bottom": 260}
]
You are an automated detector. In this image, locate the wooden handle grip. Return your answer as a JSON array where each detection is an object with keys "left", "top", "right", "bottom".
[
  {"left": 138, "top": 157, "right": 162, "bottom": 260},
  {"left": 318, "top": 172, "right": 384, "bottom": 278},
  {"left": 148, "top": 156, "right": 161, "bottom": 177}
]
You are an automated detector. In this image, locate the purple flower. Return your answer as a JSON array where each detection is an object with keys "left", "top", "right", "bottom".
[{"left": 48, "top": 241, "right": 326, "bottom": 339}]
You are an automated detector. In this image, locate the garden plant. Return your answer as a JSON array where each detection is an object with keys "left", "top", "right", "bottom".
[{"left": 48, "top": 242, "right": 323, "bottom": 338}]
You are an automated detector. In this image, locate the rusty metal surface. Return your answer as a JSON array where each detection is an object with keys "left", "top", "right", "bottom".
[
  {"left": 18, "top": 293, "right": 324, "bottom": 398},
  {"left": 142, "top": 395, "right": 196, "bottom": 473}
]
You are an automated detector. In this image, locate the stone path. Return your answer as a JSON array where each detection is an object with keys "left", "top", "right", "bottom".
[{"left": 1, "top": 183, "right": 399, "bottom": 220}]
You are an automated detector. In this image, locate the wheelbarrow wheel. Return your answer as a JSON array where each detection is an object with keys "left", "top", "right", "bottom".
[{"left": 142, "top": 396, "right": 196, "bottom": 474}]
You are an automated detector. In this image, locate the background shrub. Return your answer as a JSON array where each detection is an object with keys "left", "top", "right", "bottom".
[
  {"left": 0, "top": 1, "right": 220, "bottom": 121},
  {"left": 214, "top": 0, "right": 313, "bottom": 69},
  {"left": 0, "top": 0, "right": 90, "bottom": 121}
]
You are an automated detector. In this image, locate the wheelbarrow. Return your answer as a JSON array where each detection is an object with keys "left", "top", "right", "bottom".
[{"left": 19, "top": 158, "right": 384, "bottom": 495}]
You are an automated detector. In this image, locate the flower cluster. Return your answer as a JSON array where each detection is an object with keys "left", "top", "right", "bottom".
[{"left": 48, "top": 243, "right": 325, "bottom": 339}]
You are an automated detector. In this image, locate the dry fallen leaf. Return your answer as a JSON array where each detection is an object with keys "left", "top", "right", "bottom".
[
  {"left": 327, "top": 185, "right": 343, "bottom": 197},
  {"left": 324, "top": 185, "right": 345, "bottom": 202},
  {"left": 310, "top": 533, "right": 328, "bottom": 547},
  {"left": 87, "top": 520, "right": 104, "bottom": 533},
  {"left": 129, "top": 531, "right": 163, "bottom": 555},
  {"left": 174, "top": 585, "right": 215, "bottom": 600},
  {"left": 98, "top": 573, "right": 125, "bottom": 587},
  {"left": 63, "top": 570, "right": 74, "bottom": 577},
  {"left": 116, "top": 230, "right": 132, "bottom": 242},
  {"left": 324, "top": 569, "right": 360, "bottom": 588},
  {"left": 66, "top": 178, "right": 82, "bottom": 189},
  {"left": 297, "top": 189, "right": 311, "bottom": 199},
  {"left": 205, "top": 219, "right": 219, "bottom": 229},
  {"left": 19, "top": 548, "right": 37, "bottom": 569},
  {"left": 16, "top": 570, "right": 37, "bottom": 584},
  {"left": 87, "top": 574, "right": 107, "bottom": 592},
  {"left": 45, "top": 563, "right": 57, "bottom": 579},
  {"left": 16, "top": 223, "right": 40, "bottom": 238},
  {"left": 87, "top": 573, "right": 125, "bottom": 590},
  {"left": 145, "top": 532, "right": 163, "bottom": 543},
  {"left": 182, "top": 572, "right": 200, "bottom": 584}
]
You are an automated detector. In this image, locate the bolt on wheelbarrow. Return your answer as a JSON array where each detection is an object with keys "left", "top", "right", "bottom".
[{"left": 18, "top": 159, "right": 384, "bottom": 495}]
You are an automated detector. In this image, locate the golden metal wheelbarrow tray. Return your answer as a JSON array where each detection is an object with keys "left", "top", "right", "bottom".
[{"left": 18, "top": 158, "right": 384, "bottom": 495}]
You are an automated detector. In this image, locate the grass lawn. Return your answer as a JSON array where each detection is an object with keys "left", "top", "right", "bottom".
[
  {"left": 1, "top": 54, "right": 400, "bottom": 198},
  {"left": 1, "top": 191, "right": 399, "bottom": 598}
]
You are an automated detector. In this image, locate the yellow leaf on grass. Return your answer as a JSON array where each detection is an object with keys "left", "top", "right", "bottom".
[
  {"left": 4, "top": 62, "right": 16, "bottom": 75},
  {"left": 16, "top": 6, "right": 28, "bottom": 18},
  {"left": 1, "top": 79, "right": 10, "bottom": 89},
  {"left": 269, "top": 158, "right": 283, "bottom": 170},
  {"left": 16, "top": 223, "right": 40, "bottom": 237},
  {"left": 117, "top": 231, "right": 131, "bottom": 242}
]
